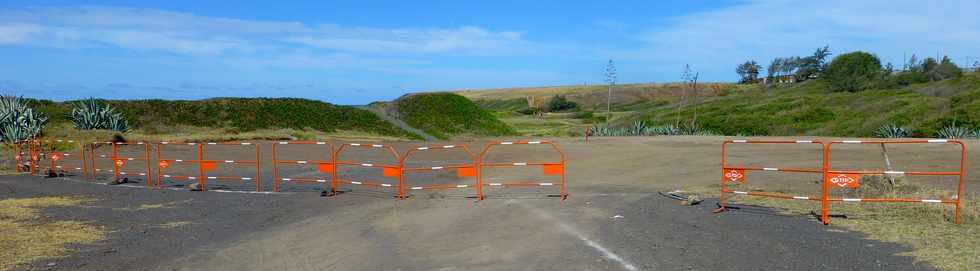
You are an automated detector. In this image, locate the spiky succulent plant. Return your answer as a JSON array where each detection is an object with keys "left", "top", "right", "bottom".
[
  {"left": 71, "top": 98, "right": 129, "bottom": 132},
  {"left": 873, "top": 123, "right": 909, "bottom": 138},
  {"left": 0, "top": 95, "right": 48, "bottom": 143}
]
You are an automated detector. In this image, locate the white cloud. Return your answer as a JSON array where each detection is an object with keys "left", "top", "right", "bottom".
[
  {"left": 0, "top": 6, "right": 530, "bottom": 56},
  {"left": 625, "top": 0, "right": 980, "bottom": 80}
]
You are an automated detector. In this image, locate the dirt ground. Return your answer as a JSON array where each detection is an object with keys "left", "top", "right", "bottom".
[{"left": 5, "top": 136, "right": 975, "bottom": 270}]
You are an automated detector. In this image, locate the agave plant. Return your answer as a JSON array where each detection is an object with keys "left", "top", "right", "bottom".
[
  {"left": 71, "top": 98, "right": 130, "bottom": 132},
  {"left": 873, "top": 123, "right": 909, "bottom": 138},
  {"left": 647, "top": 124, "right": 680, "bottom": 136},
  {"left": 0, "top": 95, "right": 48, "bottom": 143},
  {"left": 936, "top": 125, "right": 974, "bottom": 139},
  {"left": 629, "top": 120, "right": 648, "bottom": 136}
]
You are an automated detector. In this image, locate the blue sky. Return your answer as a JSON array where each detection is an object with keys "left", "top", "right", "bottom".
[{"left": 1, "top": 0, "right": 978, "bottom": 104}]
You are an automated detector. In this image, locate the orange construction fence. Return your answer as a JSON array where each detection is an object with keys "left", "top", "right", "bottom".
[
  {"left": 823, "top": 139, "right": 967, "bottom": 224},
  {"left": 715, "top": 140, "right": 827, "bottom": 212},
  {"left": 478, "top": 140, "right": 567, "bottom": 200},
  {"left": 156, "top": 142, "right": 203, "bottom": 188},
  {"left": 12, "top": 139, "right": 41, "bottom": 174},
  {"left": 199, "top": 142, "right": 261, "bottom": 191},
  {"left": 90, "top": 142, "right": 152, "bottom": 185},
  {"left": 331, "top": 143, "right": 404, "bottom": 198},
  {"left": 272, "top": 141, "right": 335, "bottom": 192},
  {"left": 41, "top": 140, "right": 88, "bottom": 177},
  {"left": 716, "top": 139, "right": 968, "bottom": 225},
  {"left": 400, "top": 144, "right": 480, "bottom": 199}
]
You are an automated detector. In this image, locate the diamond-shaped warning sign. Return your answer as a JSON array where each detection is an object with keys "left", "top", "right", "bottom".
[
  {"left": 50, "top": 154, "right": 61, "bottom": 161},
  {"left": 724, "top": 169, "right": 745, "bottom": 183},
  {"left": 826, "top": 173, "right": 860, "bottom": 188},
  {"left": 158, "top": 160, "right": 170, "bottom": 169},
  {"left": 114, "top": 159, "right": 125, "bottom": 167}
]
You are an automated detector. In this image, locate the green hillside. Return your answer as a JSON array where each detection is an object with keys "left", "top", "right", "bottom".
[
  {"left": 464, "top": 72, "right": 980, "bottom": 138},
  {"left": 31, "top": 98, "right": 417, "bottom": 139},
  {"left": 392, "top": 92, "right": 516, "bottom": 139}
]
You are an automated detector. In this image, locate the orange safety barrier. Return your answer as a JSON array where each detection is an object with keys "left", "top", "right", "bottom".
[
  {"left": 90, "top": 142, "right": 152, "bottom": 185},
  {"left": 331, "top": 143, "right": 404, "bottom": 198},
  {"left": 823, "top": 139, "right": 967, "bottom": 224},
  {"left": 41, "top": 140, "right": 88, "bottom": 177},
  {"left": 272, "top": 141, "right": 335, "bottom": 192},
  {"left": 400, "top": 144, "right": 480, "bottom": 199},
  {"left": 155, "top": 142, "right": 203, "bottom": 188},
  {"left": 715, "top": 139, "right": 827, "bottom": 213},
  {"left": 199, "top": 142, "right": 261, "bottom": 191},
  {"left": 478, "top": 140, "right": 567, "bottom": 200},
  {"left": 12, "top": 139, "right": 41, "bottom": 174}
]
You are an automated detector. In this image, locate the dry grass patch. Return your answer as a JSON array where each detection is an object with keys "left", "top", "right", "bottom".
[
  {"left": 113, "top": 199, "right": 193, "bottom": 211},
  {"left": 0, "top": 197, "right": 104, "bottom": 270},
  {"left": 700, "top": 181, "right": 979, "bottom": 271}
]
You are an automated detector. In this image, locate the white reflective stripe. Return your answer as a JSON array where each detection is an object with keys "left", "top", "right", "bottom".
[
  {"left": 928, "top": 139, "right": 948, "bottom": 143},
  {"left": 501, "top": 142, "right": 514, "bottom": 145},
  {"left": 443, "top": 145, "right": 455, "bottom": 148},
  {"left": 843, "top": 198, "right": 862, "bottom": 202},
  {"left": 164, "top": 175, "right": 172, "bottom": 177},
  {"left": 843, "top": 140, "right": 862, "bottom": 144},
  {"left": 431, "top": 166, "right": 444, "bottom": 170},
  {"left": 139, "top": 173, "right": 146, "bottom": 176},
  {"left": 316, "top": 142, "right": 327, "bottom": 145},
  {"left": 207, "top": 177, "right": 217, "bottom": 179},
  {"left": 793, "top": 196, "right": 809, "bottom": 200},
  {"left": 55, "top": 166, "right": 63, "bottom": 168},
  {"left": 175, "top": 159, "right": 183, "bottom": 162},
  {"left": 119, "top": 172, "right": 126, "bottom": 174},
  {"left": 100, "top": 155, "right": 107, "bottom": 157},
  {"left": 372, "top": 144, "right": 384, "bottom": 148},
  {"left": 188, "top": 177, "right": 196, "bottom": 180},
  {"left": 884, "top": 171, "right": 905, "bottom": 175},
  {"left": 127, "top": 158, "right": 135, "bottom": 160},
  {"left": 489, "top": 183, "right": 502, "bottom": 186},
  {"left": 316, "top": 179, "right": 327, "bottom": 183},
  {"left": 74, "top": 167, "right": 82, "bottom": 170},
  {"left": 225, "top": 160, "right": 235, "bottom": 163},
  {"left": 350, "top": 143, "right": 361, "bottom": 146},
  {"left": 795, "top": 140, "right": 812, "bottom": 143},
  {"left": 241, "top": 177, "right": 252, "bottom": 180},
  {"left": 921, "top": 199, "right": 942, "bottom": 203},
  {"left": 381, "top": 184, "right": 392, "bottom": 187},
  {"left": 240, "top": 143, "right": 252, "bottom": 145},
  {"left": 411, "top": 186, "right": 423, "bottom": 190},
  {"left": 539, "top": 183, "right": 554, "bottom": 186},
  {"left": 137, "top": 142, "right": 145, "bottom": 145},
  {"left": 513, "top": 162, "right": 527, "bottom": 166},
  {"left": 528, "top": 141, "right": 542, "bottom": 144},
  {"left": 187, "top": 143, "right": 197, "bottom": 145},
  {"left": 732, "top": 140, "right": 747, "bottom": 143},
  {"left": 95, "top": 169, "right": 102, "bottom": 171},
  {"left": 207, "top": 142, "right": 217, "bottom": 145},
  {"left": 361, "top": 163, "right": 373, "bottom": 167},
  {"left": 417, "top": 147, "right": 430, "bottom": 150},
  {"left": 279, "top": 142, "right": 289, "bottom": 144},
  {"left": 763, "top": 167, "right": 779, "bottom": 171},
  {"left": 297, "top": 161, "right": 308, "bottom": 164},
  {"left": 733, "top": 191, "right": 748, "bottom": 195},
  {"left": 456, "top": 185, "right": 468, "bottom": 188},
  {"left": 161, "top": 142, "right": 170, "bottom": 144},
  {"left": 282, "top": 178, "right": 292, "bottom": 181},
  {"left": 351, "top": 181, "right": 362, "bottom": 185}
]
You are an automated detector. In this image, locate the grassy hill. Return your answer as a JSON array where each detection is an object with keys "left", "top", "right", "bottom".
[
  {"left": 461, "top": 73, "right": 980, "bottom": 137},
  {"left": 390, "top": 92, "right": 516, "bottom": 139},
  {"left": 31, "top": 98, "right": 418, "bottom": 140}
]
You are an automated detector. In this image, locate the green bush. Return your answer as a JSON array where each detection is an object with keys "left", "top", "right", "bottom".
[
  {"left": 394, "top": 93, "right": 516, "bottom": 139},
  {"left": 823, "top": 51, "right": 883, "bottom": 92},
  {"left": 545, "top": 95, "right": 578, "bottom": 112}
]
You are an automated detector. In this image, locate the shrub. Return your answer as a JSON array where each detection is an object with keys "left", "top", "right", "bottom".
[
  {"left": 71, "top": 98, "right": 130, "bottom": 132},
  {"left": 823, "top": 51, "right": 883, "bottom": 92},
  {"left": 394, "top": 93, "right": 516, "bottom": 139},
  {"left": 0, "top": 95, "right": 48, "bottom": 143},
  {"left": 545, "top": 95, "right": 578, "bottom": 112}
]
